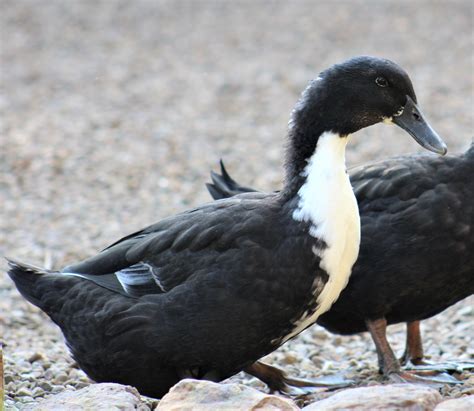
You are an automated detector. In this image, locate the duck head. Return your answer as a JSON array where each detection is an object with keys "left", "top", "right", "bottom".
[
  {"left": 284, "top": 56, "right": 447, "bottom": 194},
  {"left": 290, "top": 56, "right": 447, "bottom": 156}
]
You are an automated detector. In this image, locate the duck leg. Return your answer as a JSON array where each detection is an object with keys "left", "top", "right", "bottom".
[
  {"left": 400, "top": 321, "right": 424, "bottom": 365},
  {"left": 244, "top": 361, "right": 352, "bottom": 396},
  {"left": 366, "top": 318, "right": 461, "bottom": 384},
  {"left": 402, "top": 320, "right": 474, "bottom": 374},
  {"left": 366, "top": 318, "right": 401, "bottom": 375}
]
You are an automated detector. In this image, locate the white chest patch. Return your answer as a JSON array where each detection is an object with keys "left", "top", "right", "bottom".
[{"left": 283, "top": 131, "right": 361, "bottom": 343}]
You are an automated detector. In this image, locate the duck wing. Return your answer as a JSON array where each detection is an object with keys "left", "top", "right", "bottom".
[
  {"left": 350, "top": 152, "right": 468, "bottom": 217},
  {"left": 62, "top": 194, "right": 287, "bottom": 298}
]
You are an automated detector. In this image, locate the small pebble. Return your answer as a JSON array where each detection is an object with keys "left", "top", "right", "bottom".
[
  {"left": 72, "top": 381, "right": 90, "bottom": 389},
  {"left": 51, "top": 386, "right": 65, "bottom": 394},
  {"left": 283, "top": 353, "right": 298, "bottom": 364},
  {"left": 28, "top": 352, "right": 44, "bottom": 363},
  {"left": 18, "top": 396, "right": 35, "bottom": 403},
  {"left": 52, "top": 373, "right": 69, "bottom": 384},
  {"left": 44, "top": 369, "right": 54, "bottom": 379},
  {"left": 15, "top": 387, "right": 33, "bottom": 397},
  {"left": 32, "top": 386, "right": 45, "bottom": 397},
  {"left": 38, "top": 381, "right": 53, "bottom": 391},
  {"left": 14, "top": 381, "right": 30, "bottom": 390}
]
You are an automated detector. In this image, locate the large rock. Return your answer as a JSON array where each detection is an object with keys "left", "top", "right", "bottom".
[
  {"left": 157, "top": 379, "right": 299, "bottom": 411},
  {"left": 28, "top": 383, "right": 149, "bottom": 410},
  {"left": 303, "top": 384, "right": 443, "bottom": 411},
  {"left": 435, "top": 395, "right": 474, "bottom": 410}
]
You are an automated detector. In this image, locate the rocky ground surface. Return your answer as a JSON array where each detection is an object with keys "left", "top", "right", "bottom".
[
  {"left": 1, "top": 0, "right": 473, "bottom": 409},
  {"left": 15, "top": 381, "right": 474, "bottom": 411}
]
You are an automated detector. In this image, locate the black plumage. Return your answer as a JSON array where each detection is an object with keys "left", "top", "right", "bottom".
[
  {"left": 7, "top": 56, "right": 447, "bottom": 397},
  {"left": 206, "top": 143, "right": 474, "bottom": 379},
  {"left": 9, "top": 199, "right": 324, "bottom": 397}
]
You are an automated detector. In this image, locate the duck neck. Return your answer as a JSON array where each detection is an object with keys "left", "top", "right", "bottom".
[
  {"left": 284, "top": 129, "right": 350, "bottom": 210},
  {"left": 280, "top": 77, "right": 351, "bottom": 198},
  {"left": 282, "top": 119, "right": 350, "bottom": 201}
]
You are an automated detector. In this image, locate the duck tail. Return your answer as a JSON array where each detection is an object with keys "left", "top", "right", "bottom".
[
  {"left": 6, "top": 258, "right": 60, "bottom": 309},
  {"left": 206, "top": 160, "right": 257, "bottom": 200}
]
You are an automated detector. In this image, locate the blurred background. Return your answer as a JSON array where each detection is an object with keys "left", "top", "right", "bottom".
[{"left": 1, "top": 0, "right": 473, "bottom": 406}]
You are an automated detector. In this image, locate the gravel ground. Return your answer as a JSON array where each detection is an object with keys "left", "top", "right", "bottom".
[{"left": 1, "top": 0, "right": 473, "bottom": 409}]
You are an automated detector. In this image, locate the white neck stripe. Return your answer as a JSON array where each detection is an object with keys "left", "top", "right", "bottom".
[{"left": 283, "top": 131, "right": 361, "bottom": 343}]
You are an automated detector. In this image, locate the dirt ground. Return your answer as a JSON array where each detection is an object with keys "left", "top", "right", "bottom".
[{"left": 1, "top": 0, "right": 473, "bottom": 408}]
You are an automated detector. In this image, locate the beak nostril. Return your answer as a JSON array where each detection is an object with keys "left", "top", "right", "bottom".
[{"left": 412, "top": 111, "right": 421, "bottom": 121}]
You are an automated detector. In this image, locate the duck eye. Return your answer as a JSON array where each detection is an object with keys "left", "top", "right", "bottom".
[{"left": 375, "top": 77, "right": 388, "bottom": 87}]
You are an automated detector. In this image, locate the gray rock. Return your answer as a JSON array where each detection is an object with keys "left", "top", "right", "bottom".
[
  {"left": 52, "top": 373, "right": 69, "bottom": 384},
  {"left": 18, "top": 396, "right": 35, "bottom": 403},
  {"left": 51, "top": 385, "right": 65, "bottom": 394},
  {"left": 303, "top": 384, "right": 443, "bottom": 411},
  {"left": 71, "top": 381, "right": 89, "bottom": 389},
  {"left": 16, "top": 387, "right": 33, "bottom": 397},
  {"left": 157, "top": 379, "right": 299, "bottom": 411},
  {"left": 28, "top": 353, "right": 44, "bottom": 363},
  {"left": 32, "top": 386, "right": 46, "bottom": 398},
  {"left": 435, "top": 395, "right": 474, "bottom": 410},
  {"left": 28, "top": 383, "right": 150, "bottom": 411},
  {"left": 38, "top": 381, "right": 53, "bottom": 391}
]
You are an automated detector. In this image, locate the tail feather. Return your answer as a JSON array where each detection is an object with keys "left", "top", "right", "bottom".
[
  {"left": 6, "top": 258, "right": 57, "bottom": 307},
  {"left": 205, "top": 182, "right": 228, "bottom": 200},
  {"left": 207, "top": 160, "right": 257, "bottom": 200}
]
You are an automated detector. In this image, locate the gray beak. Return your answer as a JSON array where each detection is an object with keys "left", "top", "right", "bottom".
[{"left": 393, "top": 96, "right": 447, "bottom": 155}]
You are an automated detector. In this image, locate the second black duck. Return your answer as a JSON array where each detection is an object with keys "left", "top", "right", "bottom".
[{"left": 207, "top": 143, "right": 474, "bottom": 384}]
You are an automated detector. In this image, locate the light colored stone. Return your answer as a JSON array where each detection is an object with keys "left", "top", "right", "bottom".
[
  {"left": 16, "top": 387, "right": 33, "bottom": 397},
  {"left": 303, "top": 384, "right": 443, "bottom": 411},
  {"left": 28, "top": 383, "right": 149, "bottom": 411},
  {"left": 157, "top": 379, "right": 299, "bottom": 411},
  {"left": 435, "top": 395, "right": 474, "bottom": 411}
]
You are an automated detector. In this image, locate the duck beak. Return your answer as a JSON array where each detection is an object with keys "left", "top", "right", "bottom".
[{"left": 393, "top": 96, "right": 447, "bottom": 155}]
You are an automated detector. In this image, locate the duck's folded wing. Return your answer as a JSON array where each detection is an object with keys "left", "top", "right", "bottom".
[
  {"left": 61, "top": 197, "right": 275, "bottom": 297},
  {"left": 349, "top": 154, "right": 443, "bottom": 210},
  {"left": 351, "top": 152, "right": 469, "bottom": 246}
]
